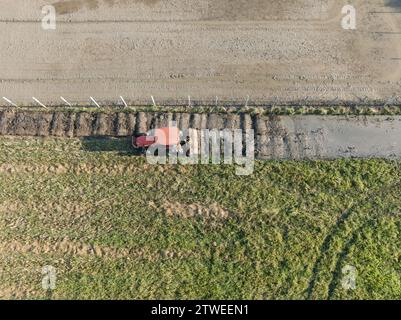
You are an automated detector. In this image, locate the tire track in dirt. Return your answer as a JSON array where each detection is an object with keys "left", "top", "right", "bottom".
[
  {"left": 51, "top": 0, "right": 160, "bottom": 15},
  {"left": 326, "top": 187, "right": 400, "bottom": 299},
  {"left": 160, "top": 200, "right": 232, "bottom": 226},
  {"left": 353, "top": 0, "right": 401, "bottom": 85},
  {"left": 0, "top": 162, "right": 152, "bottom": 175},
  {"left": 306, "top": 162, "right": 401, "bottom": 299},
  {"left": 0, "top": 237, "right": 194, "bottom": 261},
  {"left": 0, "top": 200, "right": 103, "bottom": 234}
]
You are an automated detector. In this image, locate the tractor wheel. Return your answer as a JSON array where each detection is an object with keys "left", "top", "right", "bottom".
[{"left": 146, "top": 148, "right": 159, "bottom": 156}]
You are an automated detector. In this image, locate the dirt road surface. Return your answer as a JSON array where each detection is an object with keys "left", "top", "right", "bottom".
[{"left": 1, "top": 0, "right": 401, "bottom": 106}]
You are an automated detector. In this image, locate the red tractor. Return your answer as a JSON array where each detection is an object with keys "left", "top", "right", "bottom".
[{"left": 132, "top": 127, "right": 183, "bottom": 154}]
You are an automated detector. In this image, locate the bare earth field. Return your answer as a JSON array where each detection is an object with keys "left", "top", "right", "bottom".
[
  {"left": 1, "top": 0, "right": 401, "bottom": 106},
  {"left": 0, "top": 136, "right": 399, "bottom": 299}
]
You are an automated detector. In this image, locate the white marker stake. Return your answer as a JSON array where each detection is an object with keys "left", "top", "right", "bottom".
[
  {"left": 60, "top": 96, "right": 72, "bottom": 107},
  {"left": 120, "top": 96, "right": 128, "bottom": 108},
  {"left": 151, "top": 96, "right": 156, "bottom": 107},
  {"left": 2, "top": 97, "right": 18, "bottom": 108},
  {"left": 32, "top": 97, "right": 48, "bottom": 109},
  {"left": 90, "top": 97, "right": 101, "bottom": 108},
  {"left": 245, "top": 95, "right": 250, "bottom": 108},
  {"left": 188, "top": 95, "right": 191, "bottom": 107}
]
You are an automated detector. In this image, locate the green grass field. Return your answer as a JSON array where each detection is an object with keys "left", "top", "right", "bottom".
[{"left": 0, "top": 136, "right": 399, "bottom": 300}]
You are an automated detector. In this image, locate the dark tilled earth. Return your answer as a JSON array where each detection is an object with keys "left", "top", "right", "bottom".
[{"left": 1, "top": 110, "right": 400, "bottom": 160}]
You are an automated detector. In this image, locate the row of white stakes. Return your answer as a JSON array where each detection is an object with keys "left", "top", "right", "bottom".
[{"left": 2, "top": 95, "right": 251, "bottom": 109}]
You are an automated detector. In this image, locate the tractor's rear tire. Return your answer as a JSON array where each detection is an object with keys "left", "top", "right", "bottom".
[{"left": 146, "top": 148, "right": 158, "bottom": 156}]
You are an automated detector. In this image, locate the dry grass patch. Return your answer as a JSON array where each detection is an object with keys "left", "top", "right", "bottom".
[
  {"left": 0, "top": 238, "right": 193, "bottom": 261},
  {"left": 161, "top": 200, "right": 232, "bottom": 224}
]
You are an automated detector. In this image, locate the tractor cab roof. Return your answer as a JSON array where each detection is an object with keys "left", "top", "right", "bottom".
[{"left": 149, "top": 127, "right": 180, "bottom": 146}]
